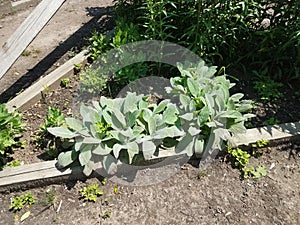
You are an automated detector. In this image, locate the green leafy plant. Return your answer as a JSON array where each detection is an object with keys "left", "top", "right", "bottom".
[
  {"left": 34, "top": 106, "right": 67, "bottom": 158},
  {"left": 6, "top": 159, "right": 22, "bottom": 168},
  {"left": 263, "top": 117, "right": 280, "bottom": 126},
  {"left": 251, "top": 139, "right": 270, "bottom": 157},
  {"left": 252, "top": 139, "right": 269, "bottom": 148},
  {"left": 115, "top": 0, "right": 299, "bottom": 83},
  {"left": 101, "top": 210, "right": 112, "bottom": 219},
  {"left": 60, "top": 78, "right": 70, "bottom": 88},
  {"left": 44, "top": 189, "right": 56, "bottom": 206},
  {"left": 10, "top": 193, "right": 36, "bottom": 211},
  {"left": 227, "top": 145, "right": 267, "bottom": 179},
  {"left": 88, "top": 31, "right": 111, "bottom": 62},
  {"left": 253, "top": 74, "right": 283, "bottom": 102},
  {"left": 0, "top": 104, "right": 25, "bottom": 168},
  {"left": 80, "top": 184, "right": 104, "bottom": 202},
  {"left": 166, "top": 61, "right": 255, "bottom": 156},
  {"left": 81, "top": 18, "right": 145, "bottom": 96},
  {"left": 113, "top": 186, "right": 119, "bottom": 195},
  {"left": 74, "top": 63, "right": 83, "bottom": 73},
  {"left": 21, "top": 50, "right": 31, "bottom": 56},
  {"left": 48, "top": 62, "right": 254, "bottom": 176},
  {"left": 48, "top": 92, "right": 184, "bottom": 175}
]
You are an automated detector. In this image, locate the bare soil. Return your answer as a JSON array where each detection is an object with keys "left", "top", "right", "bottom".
[
  {"left": 0, "top": 1, "right": 299, "bottom": 225},
  {"left": 0, "top": 141, "right": 299, "bottom": 225}
]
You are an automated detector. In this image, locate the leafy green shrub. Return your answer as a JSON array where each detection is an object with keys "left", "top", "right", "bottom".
[
  {"left": 81, "top": 18, "right": 146, "bottom": 95},
  {"left": 0, "top": 104, "right": 25, "bottom": 168},
  {"left": 114, "top": 0, "right": 300, "bottom": 83},
  {"left": 253, "top": 73, "right": 283, "bottom": 102},
  {"left": 166, "top": 61, "right": 254, "bottom": 156},
  {"left": 48, "top": 62, "right": 254, "bottom": 176},
  {"left": 34, "top": 106, "right": 67, "bottom": 158}
]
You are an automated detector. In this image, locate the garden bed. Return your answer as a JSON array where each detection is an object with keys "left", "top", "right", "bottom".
[{"left": 0, "top": 1, "right": 299, "bottom": 224}]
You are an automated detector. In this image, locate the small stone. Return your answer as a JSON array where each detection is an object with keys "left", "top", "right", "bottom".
[
  {"left": 225, "top": 212, "right": 232, "bottom": 217},
  {"left": 269, "top": 162, "right": 275, "bottom": 170},
  {"left": 0, "top": 25, "right": 3, "bottom": 29}
]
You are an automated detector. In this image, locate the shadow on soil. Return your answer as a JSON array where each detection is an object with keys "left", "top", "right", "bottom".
[{"left": 0, "top": 6, "right": 114, "bottom": 103}]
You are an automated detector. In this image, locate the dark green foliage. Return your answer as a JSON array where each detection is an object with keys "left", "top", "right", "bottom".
[
  {"left": 113, "top": 0, "right": 300, "bottom": 83},
  {"left": 253, "top": 74, "right": 283, "bottom": 102},
  {"left": 81, "top": 18, "right": 146, "bottom": 95}
]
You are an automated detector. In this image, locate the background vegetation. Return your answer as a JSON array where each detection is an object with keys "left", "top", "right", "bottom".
[{"left": 82, "top": 0, "right": 299, "bottom": 96}]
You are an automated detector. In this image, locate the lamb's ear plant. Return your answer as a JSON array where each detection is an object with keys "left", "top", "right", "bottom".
[
  {"left": 166, "top": 61, "right": 255, "bottom": 157},
  {"left": 48, "top": 92, "right": 184, "bottom": 176},
  {"left": 48, "top": 61, "right": 254, "bottom": 176}
]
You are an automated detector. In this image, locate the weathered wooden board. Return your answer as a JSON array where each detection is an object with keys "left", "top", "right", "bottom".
[
  {"left": 0, "top": 121, "right": 298, "bottom": 192},
  {"left": 0, "top": 0, "right": 66, "bottom": 80},
  {"left": 6, "top": 49, "right": 89, "bottom": 112},
  {"left": 232, "top": 121, "right": 300, "bottom": 146},
  {"left": 0, "top": 160, "right": 83, "bottom": 192}
]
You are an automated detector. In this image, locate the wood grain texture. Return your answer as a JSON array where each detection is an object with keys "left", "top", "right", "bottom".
[
  {"left": 6, "top": 49, "right": 88, "bottom": 112},
  {"left": 0, "top": 0, "right": 65, "bottom": 79}
]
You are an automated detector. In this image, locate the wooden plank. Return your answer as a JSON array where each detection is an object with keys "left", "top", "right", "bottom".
[
  {"left": 232, "top": 121, "right": 300, "bottom": 146},
  {"left": 0, "top": 121, "right": 298, "bottom": 191},
  {"left": 6, "top": 49, "right": 89, "bottom": 112},
  {"left": 0, "top": 164, "right": 83, "bottom": 191},
  {"left": 0, "top": 0, "right": 66, "bottom": 80},
  {"left": 0, "top": 160, "right": 56, "bottom": 178}
]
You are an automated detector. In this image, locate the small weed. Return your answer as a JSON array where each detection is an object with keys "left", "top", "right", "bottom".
[
  {"left": 10, "top": 193, "right": 36, "bottom": 211},
  {"left": 45, "top": 189, "right": 56, "bottom": 205},
  {"left": 41, "top": 85, "right": 50, "bottom": 98},
  {"left": 67, "top": 50, "right": 76, "bottom": 58},
  {"left": 6, "top": 160, "right": 22, "bottom": 168},
  {"left": 253, "top": 75, "right": 283, "bottom": 102},
  {"left": 197, "top": 171, "right": 208, "bottom": 179},
  {"left": 263, "top": 117, "right": 280, "bottom": 126},
  {"left": 251, "top": 139, "right": 271, "bottom": 157},
  {"left": 101, "top": 210, "right": 111, "bottom": 219},
  {"left": 34, "top": 106, "right": 66, "bottom": 158},
  {"left": 227, "top": 146, "right": 267, "bottom": 179},
  {"left": 32, "top": 49, "right": 41, "bottom": 54},
  {"left": 21, "top": 50, "right": 31, "bottom": 56},
  {"left": 60, "top": 78, "right": 70, "bottom": 88},
  {"left": 74, "top": 63, "right": 82, "bottom": 73},
  {"left": 113, "top": 186, "right": 119, "bottom": 195},
  {"left": 80, "top": 184, "right": 104, "bottom": 202},
  {"left": 252, "top": 139, "right": 269, "bottom": 148},
  {"left": 101, "top": 178, "right": 107, "bottom": 186}
]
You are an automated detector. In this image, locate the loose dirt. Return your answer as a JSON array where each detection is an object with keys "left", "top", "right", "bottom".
[{"left": 0, "top": 141, "right": 299, "bottom": 225}]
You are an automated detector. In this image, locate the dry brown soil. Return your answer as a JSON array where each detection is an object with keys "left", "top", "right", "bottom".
[{"left": 0, "top": 141, "right": 299, "bottom": 225}]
